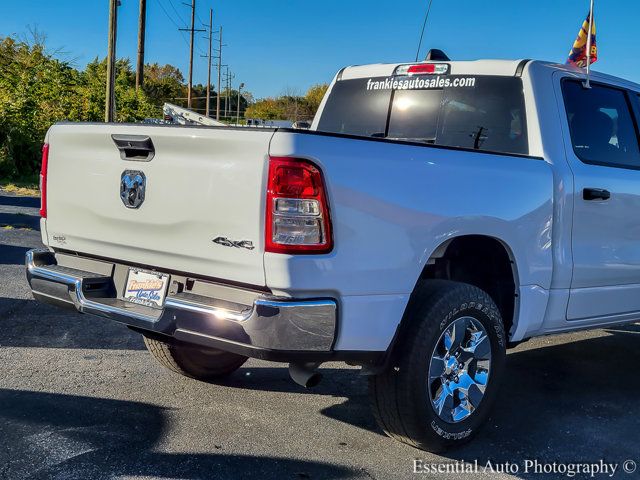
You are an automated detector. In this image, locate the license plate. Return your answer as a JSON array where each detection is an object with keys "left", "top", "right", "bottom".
[{"left": 123, "top": 268, "right": 170, "bottom": 308}]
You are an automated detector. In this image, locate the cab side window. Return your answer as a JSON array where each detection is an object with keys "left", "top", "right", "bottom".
[{"left": 562, "top": 80, "right": 640, "bottom": 169}]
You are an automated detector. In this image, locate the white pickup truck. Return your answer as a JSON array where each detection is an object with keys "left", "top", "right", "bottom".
[{"left": 26, "top": 58, "right": 640, "bottom": 452}]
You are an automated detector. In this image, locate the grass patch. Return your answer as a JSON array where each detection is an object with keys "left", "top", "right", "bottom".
[
  {"left": 1, "top": 224, "right": 33, "bottom": 230},
  {"left": 0, "top": 178, "right": 39, "bottom": 197}
]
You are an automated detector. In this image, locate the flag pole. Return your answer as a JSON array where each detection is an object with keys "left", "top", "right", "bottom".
[{"left": 584, "top": 0, "right": 595, "bottom": 88}]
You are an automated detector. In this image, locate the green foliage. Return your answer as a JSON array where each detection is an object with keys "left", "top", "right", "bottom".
[
  {"left": 143, "top": 63, "right": 186, "bottom": 107},
  {"left": 0, "top": 31, "right": 328, "bottom": 180},
  {"left": 244, "top": 98, "right": 286, "bottom": 120},
  {"left": 305, "top": 84, "right": 329, "bottom": 112},
  {"left": 0, "top": 34, "right": 184, "bottom": 178},
  {"left": 244, "top": 84, "right": 329, "bottom": 122},
  {"left": 0, "top": 36, "right": 85, "bottom": 176}
]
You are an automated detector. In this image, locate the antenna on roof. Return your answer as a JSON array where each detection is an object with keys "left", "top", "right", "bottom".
[
  {"left": 425, "top": 49, "right": 450, "bottom": 61},
  {"left": 415, "top": 0, "right": 435, "bottom": 61}
]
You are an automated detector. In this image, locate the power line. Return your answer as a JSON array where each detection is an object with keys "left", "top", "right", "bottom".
[
  {"left": 195, "top": 10, "right": 207, "bottom": 28},
  {"left": 415, "top": 0, "right": 434, "bottom": 62},
  {"left": 195, "top": 41, "right": 207, "bottom": 57},
  {"left": 167, "top": 0, "right": 188, "bottom": 25},
  {"left": 155, "top": 0, "right": 182, "bottom": 29},
  {"left": 178, "top": 30, "right": 191, "bottom": 48},
  {"left": 155, "top": 0, "right": 191, "bottom": 48}
]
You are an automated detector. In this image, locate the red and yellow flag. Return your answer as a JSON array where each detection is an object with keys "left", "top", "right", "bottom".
[{"left": 567, "top": 12, "right": 597, "bottom": 67}]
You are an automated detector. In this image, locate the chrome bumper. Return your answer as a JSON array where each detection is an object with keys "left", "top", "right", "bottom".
[{"left": 26, "top": 249, "right": 337, "bottom": 358}]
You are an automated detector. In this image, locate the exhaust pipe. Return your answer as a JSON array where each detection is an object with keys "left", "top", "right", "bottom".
[{"left": 289, "top": 362, "right": 323, "bottom": 388}]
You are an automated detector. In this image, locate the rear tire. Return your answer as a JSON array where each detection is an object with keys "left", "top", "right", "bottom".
[
  {"left": 143, "top": 336, "right": 248, "bottom": 381},
  {"left": 369, "top": 280, "right": 506, "bottom": 452}
]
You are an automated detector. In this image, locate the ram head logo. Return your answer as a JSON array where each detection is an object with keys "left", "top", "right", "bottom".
[{"left": 120, "top": 170, "right": 146, "bottom": 209}]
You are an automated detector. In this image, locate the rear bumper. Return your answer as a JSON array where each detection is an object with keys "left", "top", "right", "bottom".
[{"left": 26, "top": 249, "right": 378, "bottom": 363}]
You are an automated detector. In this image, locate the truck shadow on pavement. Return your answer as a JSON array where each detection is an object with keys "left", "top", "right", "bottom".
[
  {"left": 0, "top": 298, "right": 147, "bottom": 350},
  {"left": 0, "top": 194, "right": 40, "bottom": 209},
  {"left": 209, "top": 325, "right": 640, "bottom": 466},
  {"left": 0, "top": 212, "right": 40, "bottom": 231},
  {"left": 0, "top": 244, "right": 31, "bottom": 265},
  {"left": 219, "top": 326, "right": 640, "bottom": 463},
  {"left": 0, "top": 389, "right": 360, "bottom": 480},
  {"left": 3, "top": 285, "right": 640, "bottom": 475}
]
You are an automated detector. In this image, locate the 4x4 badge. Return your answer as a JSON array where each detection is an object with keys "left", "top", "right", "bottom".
[{"left": 212, "top": 237, "right": 255, "bottom": 250}]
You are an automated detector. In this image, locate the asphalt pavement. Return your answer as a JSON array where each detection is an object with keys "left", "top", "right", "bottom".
[{"left": 1, "top": 189, "right": 639, "bottom": 480}]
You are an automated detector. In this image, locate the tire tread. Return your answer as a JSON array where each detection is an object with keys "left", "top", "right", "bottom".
[
  {"left": 369, "top": 280, "right": 505, "bottom": 452},
  {"left": 143, "top": 336, "right": 247, "bottom": 381}
]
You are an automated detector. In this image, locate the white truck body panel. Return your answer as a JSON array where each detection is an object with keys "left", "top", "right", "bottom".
[
  {"left": 267, "top": 131, "right": 554, "bottom": 349},
  {"left": 44, "top": 124, "right": 272, "bottom": 286},
  {"left": 37, "top": 59, "right": 640, "bottom": 353},
  {"left": 545, "top": 70, "right": 640, "bottom": 321}
]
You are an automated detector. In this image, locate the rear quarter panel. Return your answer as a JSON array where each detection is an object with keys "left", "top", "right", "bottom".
[
  {"left": 266, "top": 132, "right": 554, "bottom": 349},
  {"left": 268, "top": 133, "right": 553, "bottom": 292}
]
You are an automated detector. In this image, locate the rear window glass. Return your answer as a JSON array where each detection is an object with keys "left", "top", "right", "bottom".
[
  {"left": 317, "top": 75, "right": 528, "bottom": 156},
  {"left": 316, "top": 79, "right": 391, "bottom": 137}
]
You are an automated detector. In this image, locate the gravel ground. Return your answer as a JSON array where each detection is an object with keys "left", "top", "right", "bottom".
[{"left": 1, "top": 190, "right": 639, "bottom": 480}]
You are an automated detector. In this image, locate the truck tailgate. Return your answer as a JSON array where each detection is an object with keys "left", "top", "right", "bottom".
[{"left": 44, "top": 124, "right": 273, "bottom": 286}]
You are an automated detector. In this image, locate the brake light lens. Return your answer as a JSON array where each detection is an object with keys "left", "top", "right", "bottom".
[
  {"left": 39, "top": 144, "right": 49, "bottom": 218},
  {"left": 395, "top": 63, "right": 449, "bottom": 76},
  {"left": 266, "top": 157, "right": 332, "bottom": 254}
]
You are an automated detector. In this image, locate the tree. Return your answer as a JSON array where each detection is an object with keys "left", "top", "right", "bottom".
[
  {"left": 243, "top": 84, "right": 329, "bottom": 123},
  {"left": 0, "top": 31, "right": 327, "bottom": 180},
  {"left": 244, "top": 98, "right": 286, "bottom": 120},
  {"left": 0, "top": 34, "right": 177, "bottom": 179},
  {"left": 305, "top": 84, "right": 329, "bottom": 113},
  {"left": 143, "top": 63, "right": 186, "bottom": 107},
  {"left": 0, "top": 35, "right": 84, "bottom": 177},
  {"left": 81, "top": 57, "right": 158, "bottom": 122}
]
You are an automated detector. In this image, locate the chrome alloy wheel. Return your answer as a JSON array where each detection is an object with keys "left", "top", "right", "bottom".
[{"left": 427, "top": 316, "right": 492, "bottom": 423}]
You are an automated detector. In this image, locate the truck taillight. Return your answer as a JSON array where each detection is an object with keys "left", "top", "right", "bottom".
[
  {"left": 39, "top": 143, "right": 49, "bottom": 218},
  {"left": 266, "top": 157, "right": 332, "bottom": 254}
]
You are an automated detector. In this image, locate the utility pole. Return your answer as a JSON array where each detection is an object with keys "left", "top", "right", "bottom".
[
  {"left": 225, "top": 67, "right": 229, "bottom": 117},
  {"left": 224, "top": 67, "right": 234, "bottom": 118},
  {"left": 205, "top": 9, "right": 213, "bottom": 117},
  {"left": 201, "top": 10, "right": 223, "bottom": 118},
  {"left": 105, "top": 0, "right": 119, "bottom": 122},
  {"left": 237, "top": 83, "right": 244, "bottom": 125},
  {"left": 216, "top": 26, "right": 223, "bottom": 120},
  {"left": 180, "top": 0, "right": 205, "bottom": 109},
  {"left": 135, "top": 0, "right": 147, "bottom": 91}
]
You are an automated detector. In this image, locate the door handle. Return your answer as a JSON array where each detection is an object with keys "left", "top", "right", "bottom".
[
  {"left": 583, "top": 188, "right": 611, "bottom": 201},
  {"left": 112, "top": 135, "right": 155, "bottom": 162}
]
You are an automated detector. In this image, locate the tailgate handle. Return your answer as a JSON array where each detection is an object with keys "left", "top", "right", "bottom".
[{"left": 112, "top": 135, "right": 155, "bottom": 162}]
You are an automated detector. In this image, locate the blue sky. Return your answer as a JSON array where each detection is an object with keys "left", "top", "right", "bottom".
[{"left": 1, "top": 1, "right": 638, "bottom": 99}]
